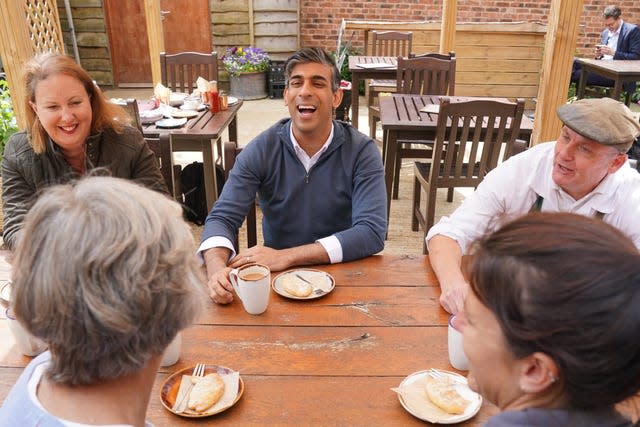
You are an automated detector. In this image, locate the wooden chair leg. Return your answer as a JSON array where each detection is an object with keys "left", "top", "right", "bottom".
[
  {"left": 422, "top": 230, "right": 428, "bottom": 255},
  {"left": 392, "top": 143, "right": 402, "bottom": 199},
  {"left": 426, "top": 187, "right": 438, "bottom": 231},
  {"left": 446, "top": 187, "right": 454, "bottom": 202},
  {"left": 411, "top": 173, "right": 421, "bottom": 232}
]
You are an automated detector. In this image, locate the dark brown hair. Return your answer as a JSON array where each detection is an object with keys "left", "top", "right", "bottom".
[
  {"left": 284, "top": 47, "right": 340, "bottom": 92},
  {"left": 465, "top": 212, "right": 640, "bottom": 409}
]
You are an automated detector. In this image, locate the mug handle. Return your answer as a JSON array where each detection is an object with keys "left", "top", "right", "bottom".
[{"left": 229, "top": 268, "right": 243, "bottom": 301}]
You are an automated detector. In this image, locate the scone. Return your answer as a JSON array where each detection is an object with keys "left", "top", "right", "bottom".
[
  {"left": 282, "top": 274, "right": 313, "bottom": 297},
  {"left": 188, "top": 373, "right": 225, "bottom": 413},
  {"left": 424, "top": 375, "right": 470, "bottom": 415}
]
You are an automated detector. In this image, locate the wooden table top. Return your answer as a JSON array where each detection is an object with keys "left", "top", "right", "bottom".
[
  {"left": 0, "top": 253, "right": 499, "bottom": 425},
  {"left": 576, "top": 58, "right": 640, "bottom": 76},
  {"left": 141, "top": 99, "right": 242, "bottom": 143},
  {"left": 379, "top": 94, "right": 534, "bottom": 135}
]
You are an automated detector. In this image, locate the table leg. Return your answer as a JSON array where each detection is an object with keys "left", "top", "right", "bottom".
[
  {"left": 384, "top": 129, "right": 398, "bottom": 223},
  {"left": 351, "top": 74, "right": 360, "bottom": 129},
  {"left": 228, "top": 115, "right": 238, "bottom": 143},
  {"left": 202, "top": 138, "right": 217, "bottom": 212},
  {"left": 612, "top": 79, "right": 623, "bottom": 104},
  {"left": 577, "top": 66, "right": 588, "bottom": 99}
]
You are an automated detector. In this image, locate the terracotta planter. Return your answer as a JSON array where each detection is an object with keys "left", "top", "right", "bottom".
[{"left": 229, "top": 71, "right": 268, "bottom": 100}]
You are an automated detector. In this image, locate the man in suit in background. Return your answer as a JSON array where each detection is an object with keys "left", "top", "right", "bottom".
[{"left": 570, "top": 5, "right": 640, "bottom": 94}]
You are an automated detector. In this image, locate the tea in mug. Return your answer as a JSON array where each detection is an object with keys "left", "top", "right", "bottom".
[{"left": 241, "top": 272, "right": 267, "bottom": 281}]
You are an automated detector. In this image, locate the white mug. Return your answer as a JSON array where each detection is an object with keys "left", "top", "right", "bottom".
[
  {"left": 229, "top": 264, "right": 271, "bottom": 315},
  {"left": 448, "top": 314, "right": 469, "bottom": 371},
  {"left": 160, "top": 332, "right": 182, "bottom": 367},
  {"left": 5, "top": 308, "right": 47, "bottom": 357}
]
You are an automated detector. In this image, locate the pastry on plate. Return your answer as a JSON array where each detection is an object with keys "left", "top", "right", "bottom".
[
  {"left": 424, "top": 375, "right": 470, "bottom": 415},
  {"left": 188, "top": 373, "right": 225, "bottom": 413},
  {"left": 282, "top": 274, "right": 313, "bottom": 297}
]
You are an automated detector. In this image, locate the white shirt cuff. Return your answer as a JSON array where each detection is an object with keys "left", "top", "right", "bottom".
[
  {"left": 317, "top": 236, "right": 343, "bottom": 264},
  {"left": 197, "top": 236, "right": 236, "bottom": 263}
]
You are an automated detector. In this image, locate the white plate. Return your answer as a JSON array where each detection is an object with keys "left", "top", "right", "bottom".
[
  {"left": 272, "top": 269, "right": 335, "bottom": 300},
  {"left": 395, "top": 369, "right": 482, "bottom": 424},
  {"left": 171, "top": 109, "right": 199, "bottom": 119},
  {"left": 155, "top": 118, "right": 187, "bottom": 128},
  {"left": 139, "top": 109, "right": 163, "bottom": 124},
  {"left": 228, "top": 96, "right": 239, "bottom": 106}
]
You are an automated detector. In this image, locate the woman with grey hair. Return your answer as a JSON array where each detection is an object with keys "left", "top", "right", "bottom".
[{"left": 0, "top": 176, "right": 204, "bottom": 426}]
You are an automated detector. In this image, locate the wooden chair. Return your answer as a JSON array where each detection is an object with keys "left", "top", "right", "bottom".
[
  {"left": 160, "top": 51, "right": 218, "bottom": 93},
  {"left": 117, "top": 98, "right": 177, "bottom": 197},
  {"left": 412, "top": 97, "right": 524, "bottom": 253},
  {"left": 145, "top": 134, "right": 177, "bottom": 199},
  {"left": 379, "top": 53, "right": 457, "bottom": 199},
  {"left": 367, "top": 31, "right": 413, "bottom": 139},
  {"left": 222, "top": 141, "right": 257, "bottom": 250}
]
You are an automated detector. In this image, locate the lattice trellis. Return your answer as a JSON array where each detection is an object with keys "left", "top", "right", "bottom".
[{"left": 24, "top": 0, "right": 64, "bottom": 53}]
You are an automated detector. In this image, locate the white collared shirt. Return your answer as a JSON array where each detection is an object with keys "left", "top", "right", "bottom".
[
  {"left": 426, "top": 141, "right": 640, "bottom": 253},
  {"left": 197, "top": 124, "right": 344, "bottom": 263},
  {"left": 603, "top": 20, "right": 623, "bottom": 60}
]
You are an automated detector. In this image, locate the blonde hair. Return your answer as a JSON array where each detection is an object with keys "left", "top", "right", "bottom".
[
  {"left": 11, "top": 176, "right": 205, "bottom": 385},
  {"left": 23, "top": 52, "right": 131, "bottom": 153}
]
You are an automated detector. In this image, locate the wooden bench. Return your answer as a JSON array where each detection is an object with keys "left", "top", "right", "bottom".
[{"left": 344, "top": 20, "right": 547, "bottom": 109}]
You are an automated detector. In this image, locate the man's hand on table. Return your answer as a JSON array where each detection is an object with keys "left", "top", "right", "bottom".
[
  {"left": 439, "top": 280, "right": 469, "bottom": 315},
  {"left": 229, "top": 245, "right": 293, "bottom": 272}
]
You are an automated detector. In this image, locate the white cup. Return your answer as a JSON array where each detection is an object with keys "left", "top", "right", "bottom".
[
  {"left": 182, "top": 99, "right": 200, "bottom": 110},
  {"left": 160, "top": 332, "right": 182, "bottom": 367},
  {"left": 229, "top": 264, "right": 271, "bottom": 315},
  {"left": 5, "top": 308, "right": 47, "bottom": 357},
  {"left": 448, "top": 314, "right": 469, "bottom": 371}
]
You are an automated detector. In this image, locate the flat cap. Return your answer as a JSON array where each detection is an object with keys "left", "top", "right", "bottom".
[{"left": 557, "top": 98, "right": 640, "bottom": 152}]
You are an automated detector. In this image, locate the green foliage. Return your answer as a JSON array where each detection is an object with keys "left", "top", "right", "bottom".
[
  {"left": 0, "top": 78, "right": 18, "bottom": 161},
  {"left": 331, "top": 45, "right": 365, "bottom": 95}
]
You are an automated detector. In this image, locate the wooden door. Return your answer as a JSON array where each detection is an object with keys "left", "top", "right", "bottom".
[
  {"left": 104, "top": 0, "right": 152, "bottom": 86},
  {"left": 104, "top": 0, "right": 211, "bottom": 86},
  {"left": 161, "top": 0, "right": 212, "bottom": 54}
]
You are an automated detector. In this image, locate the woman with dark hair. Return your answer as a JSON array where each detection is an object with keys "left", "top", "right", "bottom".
[
  {"left": 460, "top": 212, "right": 640, "bottom": 426},
  {"left": 1, "top": 52, "right": 167, "bottom": 250}
]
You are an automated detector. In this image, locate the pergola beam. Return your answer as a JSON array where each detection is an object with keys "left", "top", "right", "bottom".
[{"left": 532, "top": 0, "right": 584, "bottom": 144}]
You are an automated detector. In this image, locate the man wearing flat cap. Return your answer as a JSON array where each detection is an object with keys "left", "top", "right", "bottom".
[{"left": 426, "top": 97, "right": 640, "bottom": 314}]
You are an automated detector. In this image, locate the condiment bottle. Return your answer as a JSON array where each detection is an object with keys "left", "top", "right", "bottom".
[{"left": 209, "top": 81, "right": 220, "bottom": 113}]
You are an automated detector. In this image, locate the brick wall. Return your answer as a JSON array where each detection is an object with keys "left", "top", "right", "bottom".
[{"left": 301, "top": 1, "right": 640, "bottom": 58}]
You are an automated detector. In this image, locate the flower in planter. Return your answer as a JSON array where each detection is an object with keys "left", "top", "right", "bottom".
[{"left": 222, "top": 47, "right": 270, "bottom": 77}]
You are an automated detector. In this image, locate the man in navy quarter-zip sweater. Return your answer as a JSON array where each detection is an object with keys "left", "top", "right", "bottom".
[{"left": 198, "top": 47, "right": 387, "bottom": 305}]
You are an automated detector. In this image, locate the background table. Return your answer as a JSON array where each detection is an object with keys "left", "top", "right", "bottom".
[
  {"left": 379, "top": 94, "right": 534, "bottom": 222},
  {"left": 576, "top": 58, "right": 640, "bottom": 107},
  {"left": 142, "top": 100, "right": 243, "bottom": 210},
  {"left": 348, "top": 56, "right": 397, "bottom": 129}
]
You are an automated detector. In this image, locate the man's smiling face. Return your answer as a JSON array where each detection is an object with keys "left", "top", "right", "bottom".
[{"left": 283, "top": 61, "right": 342, "bottom": 144}]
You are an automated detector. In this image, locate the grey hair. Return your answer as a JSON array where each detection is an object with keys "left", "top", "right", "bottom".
[
  {"left": 603, "top": 5, "right": 622, "bottom": 19},
  {"left": 11, "top": 176, "right": 205, "bottom": 386}
]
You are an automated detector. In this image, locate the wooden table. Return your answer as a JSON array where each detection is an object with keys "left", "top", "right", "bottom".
[
  {"left": 379, "top": 94, "right": 534, "bottom": 222},
  {"left": 576, "top": 58, "right": 640, "bottom": 107},
  {"left": 348, "top": 56, "right": 397, "bottom": 129},
  {"left": 0, "top": 253, "right": 498, "bottom": 426},
  {"left": 142, "top": 100, "right": 243, "bottom": 210}
]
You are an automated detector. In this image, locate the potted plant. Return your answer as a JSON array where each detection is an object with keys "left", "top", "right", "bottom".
[{"left": 222, "top": 47, "right": 270, "bottom": 100}]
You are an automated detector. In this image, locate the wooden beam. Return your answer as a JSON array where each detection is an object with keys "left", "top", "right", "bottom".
[
  {"left": 533, "top": 0, "right": 583, "bottom": 145},
  {"left": 144, "top": 0, "right": 164, "bottom": 86},
  {"left": 439, "top": 0, "right": 457, "bottom": 54}
]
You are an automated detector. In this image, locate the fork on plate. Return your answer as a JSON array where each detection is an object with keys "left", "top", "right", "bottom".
[
  {"left": 175, "top": 362, "right": 206, "bottom": 411},
  {"left": 428, "top": 368, "right": 445, "bottom": 379}
]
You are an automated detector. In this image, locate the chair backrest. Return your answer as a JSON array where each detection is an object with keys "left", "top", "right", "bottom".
[
  {"left": 144, "top": 133, "right": 176, "bottom": 197},
  {"left": 223, "top": 141, "right": 257, "bottom": 250},
  {"left": 121, "top": 98, "right": 142, "bottom": 132},
  {"left": 429, "top": 97, "right": 525, "bottom": 189},
  {"left": 370, "top": 31, "right": 412, "bottom": 57},
  {"left": 396, "top": 54, "right": 456, "bottom": 96},
  {"left": 160, "top": 51, "right": 218, "bottom": 93}
]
